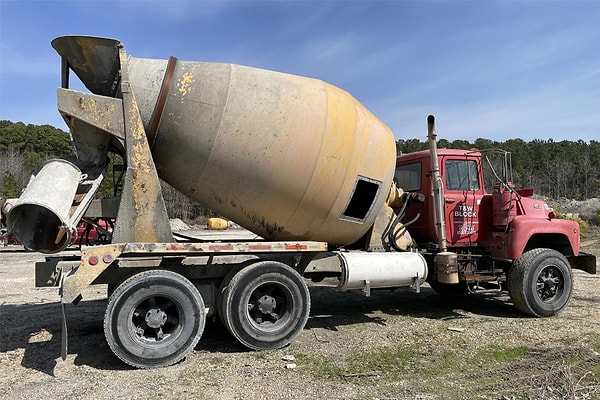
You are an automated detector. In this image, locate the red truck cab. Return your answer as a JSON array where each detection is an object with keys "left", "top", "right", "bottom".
[
  {"left": 395, "top": 147, "right": 596, "bottom": 317},
  {"left": 395, "top": 149, "right": 582, "bottom": 260},
  {"left": 395, "top": 149, "right": 489, "bottom": 248}
]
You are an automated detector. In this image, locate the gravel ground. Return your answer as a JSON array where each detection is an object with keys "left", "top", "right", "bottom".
[{"left": 1, "top": 229, "right": 599, "bottom": 400}]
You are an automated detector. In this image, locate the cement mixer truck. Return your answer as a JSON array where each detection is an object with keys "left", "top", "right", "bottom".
[{"left": 6, "top": 36, "right": 596, "bottom": 369}]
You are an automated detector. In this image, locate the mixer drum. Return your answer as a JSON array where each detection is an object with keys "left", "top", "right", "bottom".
[
  {"left": 128, "top": 59, "right": 396, "bottom": 245},
  {"left": 50, "top": 36, "right": 397, "bottom": 246}
]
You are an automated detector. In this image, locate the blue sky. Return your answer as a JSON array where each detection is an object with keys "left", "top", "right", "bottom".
[{"left": 1, "top": 0, "right": 598, "bottom": 143}]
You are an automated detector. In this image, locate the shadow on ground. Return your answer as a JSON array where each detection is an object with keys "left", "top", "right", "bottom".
[{"left": 0, "top": 284, "right": 522, "bottom": 373}]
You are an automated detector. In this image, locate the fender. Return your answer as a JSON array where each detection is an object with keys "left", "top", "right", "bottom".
[{"left": 505, "top": 216, "right": 580, "bottom": 260}]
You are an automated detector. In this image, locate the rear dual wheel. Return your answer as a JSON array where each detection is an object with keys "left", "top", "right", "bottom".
[
  {"left": 104, "top": 270, "right": 206, "bottom": 368},
  {"left": 219, "top": 261, "right": 310, "bottom": 350}
]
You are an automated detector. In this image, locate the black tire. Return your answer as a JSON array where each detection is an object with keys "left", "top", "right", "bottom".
[
  {"left": 508, "top": 248, "right": 573, "bottom": 317},
  {"left": 217, "top": 264, "right": 245, "bottom": 329},
  {"left": 104, "top": 270, "right": 206, "bottom": 368},
  {"left": 107, "top": 283, "right": 117, "bottom": 299},
  {"left": 219, "top": 261, "right": 310, "bottom": 350},
  {"left": 428, "top": 280, "right": 469, "bottom": 296}
]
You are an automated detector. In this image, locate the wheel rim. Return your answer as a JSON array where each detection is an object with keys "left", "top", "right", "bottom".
[
  {"left": 246, "top": 282, "right": 291, "bottom": 332},
  {"left": 129, "top": 296, "right": 182, "bottom": 344},
  {"left": 536, "top": 265, "right": 564, "bottom": 302}
]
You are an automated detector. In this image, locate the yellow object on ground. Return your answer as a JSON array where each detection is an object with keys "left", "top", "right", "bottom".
[{"left": 207, "top": 217, "right": 228, "bottom": 230}]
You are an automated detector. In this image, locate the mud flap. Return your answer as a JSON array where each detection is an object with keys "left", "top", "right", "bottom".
[
  {"left": 59, "top": 274, "right": 68, "bottom": 360},
  {"left": 61, "top": 301, "right": 68, "bottom": 361},
  {"left": 568, "top": 252, "right": 597, "bottom": 274},
  {"left": 59, "top": 274, "right": 82, "bottom": 361}
]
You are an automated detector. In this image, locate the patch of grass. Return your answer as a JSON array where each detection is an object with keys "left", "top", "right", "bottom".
[
  {"left": 422, "top": 349, "right": 461, "bottom": 378},
  {"left": 475, "top": 344, "right": 528, "bottom": 362},
  {"left": 348, "top": 346, "right": 414, "bottom": 374},
  {"left": 591, "top": 332, "right": 600, "bottom": 352},
  {"left": 295, "top": 345, "right": 415, "bottom": 380},
  {"left": 560, "top": 332, "right": 600, "bottom": 351},
  {"left": 297, "top": 342, "right": 599, "bottom": 400},
  {"left": 294, "top": 353, "right": 346, "bottom": 379},
  {"left": 584, "top": 333, "right": 600, "bottom": 383},
  {"left": 593, "top": 363, "right": 600, "bottom": 384},
  {"left": 298, "top": 343, "right": 529, "bottom": 382}
]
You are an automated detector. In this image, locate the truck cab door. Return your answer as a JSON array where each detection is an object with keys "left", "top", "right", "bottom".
[{"left": 442, "top": 157, "right": 483, "bottom": 246}]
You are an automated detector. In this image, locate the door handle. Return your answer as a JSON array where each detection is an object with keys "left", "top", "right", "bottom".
[{"left": 445, "top": 198, "right": 456, "bottom": 203}]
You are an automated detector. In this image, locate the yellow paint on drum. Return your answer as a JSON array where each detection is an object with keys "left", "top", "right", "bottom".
[{"left": 129, "top": 60, "right": 396, "bottom": 245}]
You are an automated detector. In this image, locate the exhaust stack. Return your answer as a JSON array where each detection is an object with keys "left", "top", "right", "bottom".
[{"left": 427, "top": 115, "right": 459, "bottom": 284}]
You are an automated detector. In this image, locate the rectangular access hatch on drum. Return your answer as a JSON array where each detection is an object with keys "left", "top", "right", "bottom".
[{"left": 340, "top": 176, "right": 381, "bottom": 222}]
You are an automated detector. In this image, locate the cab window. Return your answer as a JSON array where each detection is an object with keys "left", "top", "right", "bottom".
[
  {"left": 445, "top": 160, "right": 479, "bottom": 191},
  {"left": 395, "top": 162, "right": 421, "bottom": 191}
]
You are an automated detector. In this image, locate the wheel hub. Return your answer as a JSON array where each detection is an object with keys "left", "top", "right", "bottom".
[
  {"left": 257, "top": 295, "right": 276, "bottom": 314},
  {"left": 536, "top": 266, "right": 562, "bottom": 301},
  {"left": 145, "top": 308, "right": 167, "bottom": 329}
]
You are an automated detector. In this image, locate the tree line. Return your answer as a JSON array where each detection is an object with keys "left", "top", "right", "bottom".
[
  {"left": 397, "top": 137, "right": 600, "bottom": 201},
  {"left": 0, "top": 120, "right": 209, "bottom": 222},
  {"left": 2, "top": 120, "right": 599, "bottom": 222}
]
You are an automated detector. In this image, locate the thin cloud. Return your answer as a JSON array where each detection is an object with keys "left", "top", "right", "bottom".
[{"left": 68, "top": 0, "right": 233, "bottom": 21}]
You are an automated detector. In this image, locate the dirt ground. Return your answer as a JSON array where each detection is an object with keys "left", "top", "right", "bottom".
[{"left": 1, "top": 229, "right": 599, "bottom": 400}]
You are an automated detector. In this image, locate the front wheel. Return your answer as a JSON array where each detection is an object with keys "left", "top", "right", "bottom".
[
  {"left": 104, "top": 270, "right": 206, "bottom": 368},
  {"left": 219, "top": 261, "right": 310, "bottom": 350},
  {"left": 508, "top": 248, "right": 573, "bottom": 317}
]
